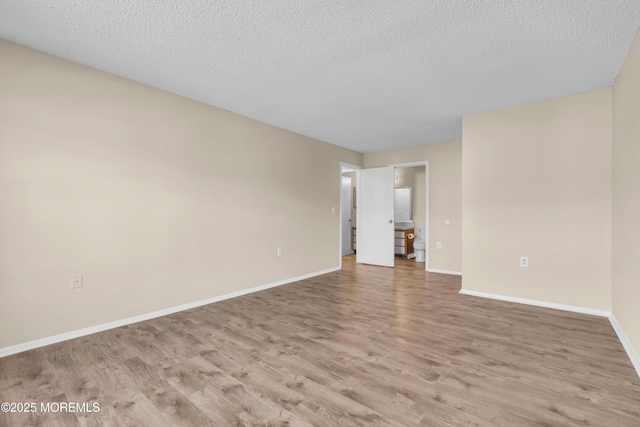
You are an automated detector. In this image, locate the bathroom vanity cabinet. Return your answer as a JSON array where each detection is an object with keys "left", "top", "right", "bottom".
[
  {"left": 351, "top": 226, "right": 413, "bottom": 256},
  {"left": 394, "top": 228, "right": 414, "bottom": 256}
]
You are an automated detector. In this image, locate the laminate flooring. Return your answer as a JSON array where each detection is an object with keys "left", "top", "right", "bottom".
[{"left": 1, "top": 256, "right": 639, "bottom": 426}]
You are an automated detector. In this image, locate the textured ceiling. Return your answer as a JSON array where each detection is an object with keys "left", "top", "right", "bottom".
[{"left": 1, "top": 1, "right": 640, "bottom": 153}]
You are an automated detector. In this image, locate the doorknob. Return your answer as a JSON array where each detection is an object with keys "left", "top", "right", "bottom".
[{"left": 389, "top": 220, "right": 393, "bottom": 223}]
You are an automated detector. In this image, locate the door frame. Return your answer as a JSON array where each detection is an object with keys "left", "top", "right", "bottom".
[
  {"left": 389, "top": 161, "right": 430, "bottom": 271},
  {"left": 339, "top": 160, "right": 429, "bottom": 270},
  {"left": 339, "top": 162, "right": 362, "bottom": 269}
]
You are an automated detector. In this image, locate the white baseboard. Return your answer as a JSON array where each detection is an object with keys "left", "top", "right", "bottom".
[
  {"left": 609, "top": 315, "right": 640, "bottom": 379},
  {"left": 458, "top": 289, "right": 611, "bottom": 317},
  {"left": 0, "top": 267, "right": 340, "bottom": 358},
  {"left": 428, "top": 269, "right": 462, "bottom": 276}
]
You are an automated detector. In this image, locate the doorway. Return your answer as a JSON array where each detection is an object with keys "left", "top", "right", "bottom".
[
  {"left": 394, "top": 164, "right": 427, "bottom": 265},
  {"left": 339, "top": 162, "right": 361, "bottom": 268},
  {"left": 341, "top": 175, "right": 354, "bottom": 256},
  {"left": 347, "top": 161, "right": 429, "bottom": 271}
]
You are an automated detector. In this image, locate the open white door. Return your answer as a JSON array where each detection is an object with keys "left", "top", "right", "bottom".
[{"left": 357, "top": 166, "right": 395, "bottom": 267}]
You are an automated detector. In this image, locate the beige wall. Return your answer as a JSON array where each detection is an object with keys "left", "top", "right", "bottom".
[
  {"left": 394, "top": 166, "right": 416, "bottom": 188},
  {"left": 364, "top": 140, "right": 462, "bottom": 273},
  {"left": 0, "top": 39, "right": 362, "bottom": 348},
  {"left": 462, "top": 89, "right": 612, "bottom": 310},
  {"left": 612, "top": 29, "right": 640, "bottom": 362}
]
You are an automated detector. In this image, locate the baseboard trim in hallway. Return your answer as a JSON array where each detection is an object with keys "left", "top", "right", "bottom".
[{"left": 0, "top": 266, "right": 340, "bottom": 358}]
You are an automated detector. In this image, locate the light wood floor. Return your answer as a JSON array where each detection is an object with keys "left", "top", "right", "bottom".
[{"left": 1, "top": 256, "right": 639, "bottom": 426}]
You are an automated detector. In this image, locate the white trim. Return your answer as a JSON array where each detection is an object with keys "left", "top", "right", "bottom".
[
  {"left": 609, "top": 315, "right": 640, "bottom": 379},
  {"left": 340, "top": 162, "right": 362, "bottom": 170},
  {"left": 428, "top": 269, "right": 462, "bottom": 276},
  {"left": 388, "top": 161, "right": 429, "bottom": 168},
  {"left": 424, "top": 163, "right": 429, "bottom": 271},
  {"left": 0, "top": 267, "right": 340, "bottom": 358},
  {"left": 458, "top": 289, "right": 611, "bottom": 317}
]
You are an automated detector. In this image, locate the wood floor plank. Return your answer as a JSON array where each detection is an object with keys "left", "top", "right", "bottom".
[{"left": 1, "top": 255, "right": 639, "bottom": 426}]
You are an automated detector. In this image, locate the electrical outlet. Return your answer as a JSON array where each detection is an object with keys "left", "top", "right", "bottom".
[
  {"left": 72, "top": 274, "right": 83, "bottom": 288},
  {"left": 436, "top": 241, "right": 442, "bottom": 249},
  {"left": 520, "top": 257, "right": 528, "bottom": 267},
  {"left": 277, "top": 247, "right": 283, "bottom": 257}
]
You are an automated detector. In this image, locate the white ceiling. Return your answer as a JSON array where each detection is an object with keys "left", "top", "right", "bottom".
[{"left": 1, "top": 1, "right": 639, "bottom": 153}]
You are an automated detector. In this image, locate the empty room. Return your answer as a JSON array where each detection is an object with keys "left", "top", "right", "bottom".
[{"left": 1, "top": 1, "right": 640, "bottom": 426}]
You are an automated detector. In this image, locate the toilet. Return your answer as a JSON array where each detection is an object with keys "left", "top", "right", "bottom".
[{"left": 413, "top": 227, "right": 426, "bottom": 262}]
